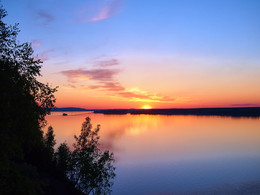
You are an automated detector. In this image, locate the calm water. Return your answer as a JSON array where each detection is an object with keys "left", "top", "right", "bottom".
[{"left": 45, "top": 112, "right": 260, "bottom": 194}]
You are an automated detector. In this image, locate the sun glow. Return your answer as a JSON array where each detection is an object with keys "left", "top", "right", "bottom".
[{"left": 141, "top": 105, "right": 152, "bottom": 109}]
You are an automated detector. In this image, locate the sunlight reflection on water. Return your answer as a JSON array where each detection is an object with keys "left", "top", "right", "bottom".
[{"left": 45, "top": 113, "right": 260, "bottom": 194}]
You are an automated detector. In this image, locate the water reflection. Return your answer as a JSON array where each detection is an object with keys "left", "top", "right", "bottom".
[{"left": 45, "top": 113, "right": 260, "bottom": 194}]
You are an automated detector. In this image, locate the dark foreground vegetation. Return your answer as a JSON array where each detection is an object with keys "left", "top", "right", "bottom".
[{"left": 0, "top": 5, "right": 115, "bottom": 194}]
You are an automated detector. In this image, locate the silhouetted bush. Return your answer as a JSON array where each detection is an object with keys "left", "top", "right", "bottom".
[{"left": 55, "top": 117, "right": 116, "bottom": 195}]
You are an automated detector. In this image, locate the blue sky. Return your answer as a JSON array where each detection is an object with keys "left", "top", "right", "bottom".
[
  {"left": 4, "top": 0, "right": 260, "bottom": 57},
  {"left": 2, "top": 0, "right": 260, "bottom": 108}
]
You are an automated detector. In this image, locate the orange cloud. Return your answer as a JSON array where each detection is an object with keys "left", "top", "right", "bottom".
[
  {"left": 115, "top": 88, "right": 177, "bottom": 103},
  {"left": 60, "top": 65, "right": 183, "bottom": 103}
]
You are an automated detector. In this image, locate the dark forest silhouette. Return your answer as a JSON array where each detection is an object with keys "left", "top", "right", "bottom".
[
  {"left": 0, "top": 5, "right": 115, "bottom": 194},
  {"left": 93, "top": 107, "right": 260, "bottom": 117}
]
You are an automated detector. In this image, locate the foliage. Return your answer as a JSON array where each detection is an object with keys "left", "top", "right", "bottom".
[
  {"left": 54, "top": 117, "right": 116, "bottom": 194},
  {"left": 55, "top": 118, "right": 116, "bottom": 195},
  {"left": 0, "top": 4, "right": 57, "bottom": 194},
  {"left": 44, "top": 126, "right": 56, "bottom": 160},
  {"left": 67, "top": 117, "right": 116, "bottom": 195},
  {"left": 56, "top": 142, "right": 71, "bottom": 176},
  {"left": 0, "top": 4, "right": 57, "bottom": 160},
  {"left": 0, "top": 4, "right": 115, "bottom": 194}
]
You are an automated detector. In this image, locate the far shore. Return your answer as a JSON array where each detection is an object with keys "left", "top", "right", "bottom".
[{"left": 52, "top": 107, "right": 260, "bottom": 117}]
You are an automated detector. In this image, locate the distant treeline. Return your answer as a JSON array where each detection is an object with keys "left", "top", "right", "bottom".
[
  {"left": 53, "top": 107, "right": 260, "bottom": 117},
  {"left": 94, "top": 107, "right": 260, "bottom": 117},
  {"left": 52, "top": 107, "right": 92, "bottom": 112}
]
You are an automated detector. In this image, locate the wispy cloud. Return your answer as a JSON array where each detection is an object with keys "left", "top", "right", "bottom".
[
  {"left": 32, "top": 40, "right": 41, "bottom": 47},
  {"left": 61, "top": 67, "right": 179, "bottom": 103},
  {"left": 60, "top": 56, "right": 183, "bottom": 103},
  {"left": 36, "top": 49, "right": 54, "bottom": 62},
  {"left": 116, "top": 89, "right": 176, "bottom": 103},
  {"left": 90, "top": 0, "right": 122, "bottom": 22},
  {"left": 61, "top": 68, "right": 121, "bottom": 83},
  {"left": 89, "top": 82, "right": 125, "bottom": 91},
  {"left": 94, "top": 59, "right": 120, "bottom": 67},
  {"left": 37, "top": 10, "right": 54, "bottom": 25},
  {"left": 118, "top": 91, "right": 150, "bottom": 100},
  {"left": 76, "top": 0, "right": 123, "bottom": 23}
]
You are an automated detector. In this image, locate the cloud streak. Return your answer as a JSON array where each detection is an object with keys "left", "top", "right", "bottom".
[
  {"left": 116, "top": 90, "right": 176, "bottom": 103},
  {"left": 37, "top": 49, "right": 53, "bottom": 62},
  {"left": 90, "top": 0, "right": 122, "bottom": 22},
  {"left": 61, "top": 68, "right": 178, "bottom": 103},
  {"left": 60, "top": 59, "right": 181, "bottom": 103},
  {"left": 37, "top": 11, "right": 54, "bottom": 25},
  {"left": 94, "top": 59, "right": 120, "bottom": 67},
  {"left": 76, "top": 0, "right": 123, "bottom": 23},
  {"left": 61, "top": 68, "right": 121, "bottom": 83},
  {"left": 32, "top": 40, "right": 41, "bottom": 47},
  {"left": 89, "top": 82, "right": 125, "bottom": 91}
]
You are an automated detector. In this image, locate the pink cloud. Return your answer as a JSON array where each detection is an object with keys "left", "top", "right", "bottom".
[
  {"left": 95, "top": 59, "right": 120, "bottom": 67},
  {"left": 77, "top": 0, "right": 123, "bottom": 23},
  {"left": 102, "top": 82, "right": 125, "bottom": 91},
  {"left": 61, "top": 66, "right": 178, "bottom": 103},
  {"left": 90, "top": 0, "right": 123, "bottom": 22},
  {"left": 61, "top": 68, "right": 121, "bottom": 83},
  {"left": 32, "top": 40, "right": 41, "bottom": 47},
  {"left": 89, "top": 82, "right": 125, "bottom": 91},
  {"left": 90, "top": 6, "right": 113, "bottom": 22},
  {"left": 37, "top": 49, "right": 53, "bottom": 62}
]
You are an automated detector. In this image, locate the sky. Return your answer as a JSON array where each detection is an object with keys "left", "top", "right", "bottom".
[{"left": 2, "top": 0, "right": 260, "bottom": 109}]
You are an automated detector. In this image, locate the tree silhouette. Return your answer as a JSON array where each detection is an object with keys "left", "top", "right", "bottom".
[
  {"left": 0, "top": 4, "right": 115, "bottom": 194},
  {"left": 0, "top": 4, "right": 57, "bottom": 159},
  {"left": 44, "top": 126, "right": 56, "bottom": 160},
  {"left": 56, "top": 142, "right": 71, "bottom": 176},
  {"left": 0, "top": 5, "right": 57, "bottom": 194},
  {"left": 68, "top": 117, "right": 116, "bottom": 195}
]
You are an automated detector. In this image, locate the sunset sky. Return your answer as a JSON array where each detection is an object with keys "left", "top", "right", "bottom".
[{"left": 3, "top": 0, "right": 260, "bottom": 109}]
